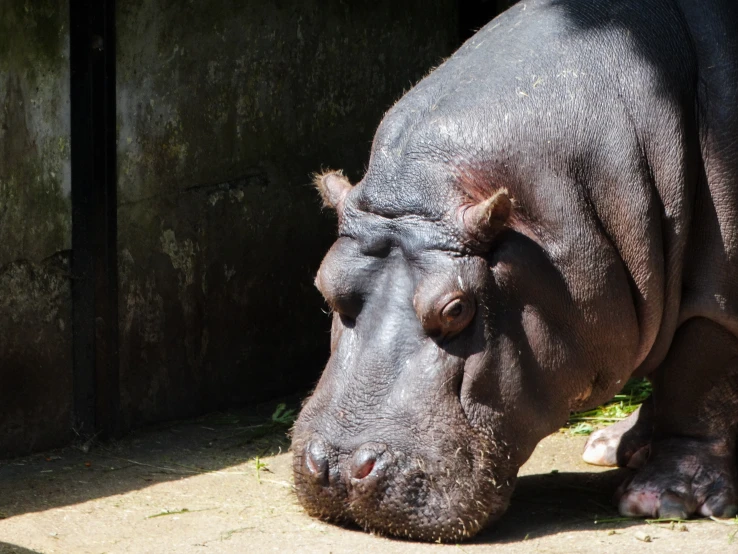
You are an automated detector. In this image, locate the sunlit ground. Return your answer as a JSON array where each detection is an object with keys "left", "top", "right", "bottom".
[{"left": 1, "top": 396, "right": 736, "bottom": 554}]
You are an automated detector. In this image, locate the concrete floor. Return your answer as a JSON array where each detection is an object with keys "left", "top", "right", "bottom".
[{"left": 1, "top": 404, "right": 736, "bottom": 553}]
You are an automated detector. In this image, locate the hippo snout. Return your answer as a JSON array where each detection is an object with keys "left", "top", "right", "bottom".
[
  {"left": 293, "top": 428, "right": 516, "bottom": 542},
  {"left": 300, "top": 438, "right": 389, "bottom": 487},
  {"left": 294, "top": 436, "right": 403, "bottom": 530}
]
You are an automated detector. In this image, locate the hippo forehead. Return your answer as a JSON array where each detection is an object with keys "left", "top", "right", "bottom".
[
  {"left": 339, "top": 159, "right": 477, "bottom": 255},
  {"left": 338, "top": 199, "right": 468, "bottom": 255},
  {"left": 355, "top": 136, "right": 472, "bottom": 213}
]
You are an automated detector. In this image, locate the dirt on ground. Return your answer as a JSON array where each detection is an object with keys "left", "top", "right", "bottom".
[{"left": 1, "top": 400, "right": 736, "bottom": 554}]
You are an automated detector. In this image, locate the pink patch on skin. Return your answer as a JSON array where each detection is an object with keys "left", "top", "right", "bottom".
[
  {"left": 698, "top": 503, "right": 714, "bottom": 517},
  {"left": 352, "top": 459, "right": 375, "bottom": 480},
  {"left": 619, "top": 490, "right": 660, "bottom": 517},
  {"left": 306, "top": 454, "right": 320, "bottom": 475}
]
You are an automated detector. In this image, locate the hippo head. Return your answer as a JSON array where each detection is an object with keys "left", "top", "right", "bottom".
[{"left": 291, "top": 167, "right": 617, "bottom": 541}]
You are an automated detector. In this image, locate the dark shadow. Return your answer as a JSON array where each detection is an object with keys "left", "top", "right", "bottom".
[
  {"left": 459, "top": 1, "right": 517, "bottom": 41},
  {"left": 0, "top": 396, "right": 299, "bottom": 519},
  {"left": 0, "top": 544, "right": 43, "bottom": 554},
  {"left": 473, "top": 468, "right": 640, "bottom": 543}
]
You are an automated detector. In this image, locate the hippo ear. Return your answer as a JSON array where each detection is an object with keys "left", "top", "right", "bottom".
[
  {"left": 314, "top": 171, "right": 352, "bottom": 211},
  {"left": 461, "top": 188, "right": 512, "bottom": 245}
]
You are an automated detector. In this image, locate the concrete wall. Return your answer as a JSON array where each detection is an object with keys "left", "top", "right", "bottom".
[
  {"left": 116, "top": 0, "right": 459, "bottom": 430},
  {"left": 0, "top": 0, "right": 460, "bottom": 456},
  {"left": 0, "top": 1, "right": 73, "bottom": 456}
]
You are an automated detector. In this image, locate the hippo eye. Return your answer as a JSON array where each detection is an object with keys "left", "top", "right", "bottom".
[
  {"left": 419, "top": 292, "right": 476, "bottom": 339},
  {"left": 331, "top": 294, "right": 362, "bottom": 323},
  {"left": 439, "top": 296, "right": 474, "bottom": 335},
  {"left": 441, "top": 298, "right": 465, "bottom": 321}
]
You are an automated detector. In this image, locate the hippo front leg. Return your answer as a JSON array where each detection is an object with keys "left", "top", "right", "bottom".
[{"left": 616, "top": 318, "right": 738, "bottom": 519}]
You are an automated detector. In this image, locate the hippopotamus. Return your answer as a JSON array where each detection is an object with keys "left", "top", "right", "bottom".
[{"left": 291, "top": 0, "right": 738, "bottom": 542}]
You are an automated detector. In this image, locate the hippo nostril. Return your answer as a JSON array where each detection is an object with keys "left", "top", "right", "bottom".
[
  {"left": 351, "top": 445, "right": 385, "bottom": 480},
  {"left": 352, "top": 457, "right": 375, "bottom": 480},
  {"left": 305, "top": 441, "right": 329, "bottom": 486}
]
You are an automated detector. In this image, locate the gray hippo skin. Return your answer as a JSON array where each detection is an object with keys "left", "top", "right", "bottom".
[{"left": 292, "top": 0, "right": 738, "bottom": 542}]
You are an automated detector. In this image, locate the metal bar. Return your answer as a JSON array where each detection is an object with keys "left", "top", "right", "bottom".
[{"left": 70, "top": 0, "right": 119, "bottom": 439}]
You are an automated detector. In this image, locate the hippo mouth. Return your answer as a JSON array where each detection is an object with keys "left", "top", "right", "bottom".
[{"left": 292, "top": 429, "right": 518, "bottom": 542}]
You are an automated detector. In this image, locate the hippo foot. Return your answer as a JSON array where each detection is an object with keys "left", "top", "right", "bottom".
[
  {"left": 582, "top": 402, "right": 652, "bottom": 468},
  {"left": 616, "top": 437, "right": 738, "bottom": 519}
]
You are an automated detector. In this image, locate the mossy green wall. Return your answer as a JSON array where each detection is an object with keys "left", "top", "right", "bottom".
[
  {"left": 0, "top": 0, "right": 72, "bottom": 456},
  {"left": 116, "top": 0, "right": 459, "bottom": 429}
]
